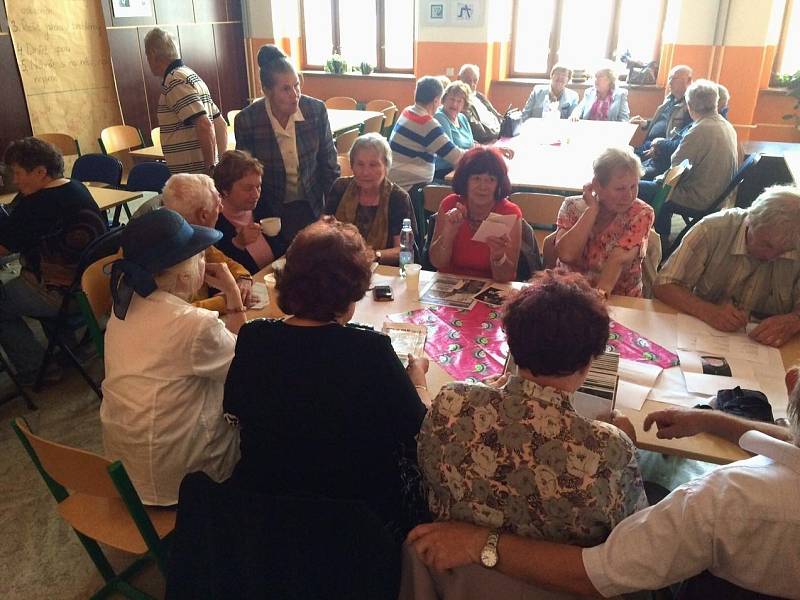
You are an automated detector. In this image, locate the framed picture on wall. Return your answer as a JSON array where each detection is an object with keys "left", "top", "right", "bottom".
[{"left": 111, "top": 0, "right": 152, "bottom": 19}]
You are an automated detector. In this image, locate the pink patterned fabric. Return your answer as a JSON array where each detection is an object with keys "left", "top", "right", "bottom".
[
  {"left": 607, "top": 320, "right": 679, "bottom": 368},
  {"left": 556, "top": 196, "right": 654, "bottom": 297},
  {"left": 588, "top": 94, "right": 613, "bottom": 121}
]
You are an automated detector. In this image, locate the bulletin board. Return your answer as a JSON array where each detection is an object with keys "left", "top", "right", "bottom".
[{"left": 6, "top": 0, "right": 121, "bottom": 154}]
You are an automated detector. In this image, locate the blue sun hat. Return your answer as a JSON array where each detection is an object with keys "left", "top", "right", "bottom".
[{"left": 110, "top": 208, "right": 222, "bottom": 319}]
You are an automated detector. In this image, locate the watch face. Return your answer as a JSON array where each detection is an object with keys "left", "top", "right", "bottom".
[{"left": 480, "top": 546, "right": 498, "bottom": 568}]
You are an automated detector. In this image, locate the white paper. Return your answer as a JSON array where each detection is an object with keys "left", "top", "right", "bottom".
[
  {"left": 572, "top": 391, "right": 612, "bottom": 421},
  {"left": 248, "top": 282, "right": 269, "bottom": 309},
  {"left": 471, "top": 212, "right": 517, "bottom": 243},
  {"left": 615, "top": 359, "right": 662, "bottom": 410},
  {"left": 676, "top": 313, "right": 777, "bottom": 365},
  {"left": 607, "top": 305, "right": 678, "bottom": 351}
]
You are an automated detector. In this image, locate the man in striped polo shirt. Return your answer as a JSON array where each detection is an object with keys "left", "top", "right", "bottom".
[
  {"left": 144, "top": 28, "right": 228, "bottom": 175},
  {"left": 388, "top": 76, "right": 464, "bottom": 192}
]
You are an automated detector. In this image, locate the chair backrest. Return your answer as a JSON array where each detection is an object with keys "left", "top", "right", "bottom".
[
  {"left": 325, "top": 96, "right": 358, "bottom": 110},
  {"left": 79, "top": 251, "right": 119, "bottom": 356},
  {"left": 38, "top": 133, "right": 81, "bottom": 157},
  {"left": 517, "top": 219, "right": 542, "bottom": 280},
  {"left": 227, "top": 109, "right": 241, "bottom": 126},
  {"left": 335, "top": 128, "right": 360, "bottom": 155},
  {"left": 423, "top": 184, "right": 451, "bottom": 213},
  {"left": 126, "top": 161, "right": 171, "bottom": 193},
  {"left": 150, "top": 127, "right": 161, "bottom": 148},
  {"left": 337, "top": 154, "right": 353, "bottom": 177},
  {"left": 99, "top": 125, "right": 143, "bottom": 155},
  {"left": 71, "top": 153, "right": 123, "bottom": 188},
  {"left": 509, "top": 192, "right": 565, "bottom": 250},
  {"left": 711, "top": 152, "right": 761, "bottom": 212},
  {"left": 542, "top": 231, "right": 557, "bottom": 269},
  {"left": 365, "top": 99, "right": 395, "bottom": 112},
  {"left": 361, "top": 113, "right": 385, "bottom": 135},
  {"left": 641, "top": 228, "right": 662, "bottom": 299},
  {"left": 651, "top": 159, "right": 691, "bottom": 217},
  {"left": 380, "top": 105, "right": 399, "bottom": 136}
]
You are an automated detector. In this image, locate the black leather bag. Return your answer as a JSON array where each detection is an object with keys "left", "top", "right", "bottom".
[{"left": 499, "top": 108, "right": 523, "bottom": 138}]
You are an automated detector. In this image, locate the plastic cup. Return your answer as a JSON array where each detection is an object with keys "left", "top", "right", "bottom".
[
  {"left": 260, "top": 217, "right": 281, "bottom": 237},
  {"left": 405, "top": 263, "right": 421, "bottom": 293}
]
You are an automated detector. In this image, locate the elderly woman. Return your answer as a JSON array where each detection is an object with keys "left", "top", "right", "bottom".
[
  {"left": 429, "top": 147, "right": 522, "bottom": 282},
  {"left": 570, "top": 62, "right": 630, "bottom": 122},
  {"left": 458, "top": 64, "right": 503, "bottom": 143},
  {"left": 101, "top": 209, "right": 244, "bottom": 505},
  {"left": 417, "top": 270, "right": 646, "bottom": 545},
  {"left": 556, "top": 146, "right": 654, "bottom": 298},
  {"left": 161, "top": 172, "right": 254, "bottom": 312},
  {"left": 0, "top": 137, "right": 104, "bottom": 385},
  {"left": 324, "top": 133, "right": 412, "bottom": 265},
  {"left": 223, "top": 217, "right": 428, "bottom": 542},
  {"left": 213, "top": 149, "right": 282, "bottom": 273},
  {"left": 522, "top": 64, "right": 579, "bottom": 120},
  {"left": 434, "top": 81, "right": 476, "bottom": 179},
  {"left": 234, "top": 44, "right": 339, "bottom": 245},
  {"left": 639, "top": 79, "right": 737, "bottom": 235}
]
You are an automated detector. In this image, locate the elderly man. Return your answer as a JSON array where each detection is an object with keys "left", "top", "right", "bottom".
[
  {"left": 521, "top": 64, "right": 579, "bottom": 121},
  {"left": 388, "top": 76, "right": 465, "bottom": 191},
  {"left": 631, "top": 65, "right": 693, "bottom": 161},
  {"left": 144, "top": 28, "right": 227, "bottom": 174},
  {"left": 653, "top": 186, "right": 800, "bottom": 347},
  {"left": 406, "top": 373, "right": 800, "bottom": 598},
  {"left": 458, "top": 64, "right": 503, "bottom": 143},
  {"left": 161, "top": 174, "right": 254, "bottom": 311}
]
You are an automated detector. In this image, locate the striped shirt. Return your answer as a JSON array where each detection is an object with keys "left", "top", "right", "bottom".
[
  {"left": 388, "top": 104, "right": 463, "bottom": 190},
  {"left": 655, "top": 208, "right": 800, "bottom": 316},
  {"left": 158, "top": 60, "right": 221, "bottom": 174}
]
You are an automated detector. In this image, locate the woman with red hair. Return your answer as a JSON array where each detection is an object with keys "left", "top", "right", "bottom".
[{"left": 428, "top": 147, "right": 521, "bottom": 281}]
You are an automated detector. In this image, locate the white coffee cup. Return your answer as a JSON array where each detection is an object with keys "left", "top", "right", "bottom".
[
  {"left": 260, "top": 217, "right": 281, "bottom": 237},
  {"left": 404, "top": 263, "right": 421, "bottom": 293}
]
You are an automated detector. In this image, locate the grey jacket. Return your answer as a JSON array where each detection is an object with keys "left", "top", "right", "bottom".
[{"left": 521, "top": 85, "right": 579, "bottom": 120}]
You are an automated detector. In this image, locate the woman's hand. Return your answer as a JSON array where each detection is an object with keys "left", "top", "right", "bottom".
[
  {"left": 234, "top": 223, "right": 262, "bottom": 247},
  {"left": 442, "top": 203, "right": 467, "bottom": 236},
  {"left": 486, "top": 233, "right": 511, "bottom": 261},
  {"left": 497, "top": 147, "right": 515, "bottom": 160},
  {"left": 607, "top": 244, "right": 639, "bottom": 266},
  {"left": 581, "top": 182, "right": 600, "bottom": 211},
  {"left": 204, "top": 262, "right": 242, "bottom": 307},
  {"left": 237, "top": 277, "right": 254, "bottom": 307},
  {"left": 406, "top": 355, "right": 430, "bottom": 388}
]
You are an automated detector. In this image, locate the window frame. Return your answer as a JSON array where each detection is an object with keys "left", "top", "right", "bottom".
[
  {"left": 773, "top": 0, "right": 798, "bottom": 78},
  {"left": 299, "top": 0, "right": 416, "bottom": 74},
  {"left": 509, "top": 0, "right": 667, "bottom": 79}
]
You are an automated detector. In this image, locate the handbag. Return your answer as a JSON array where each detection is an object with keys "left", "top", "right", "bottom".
[
  {"left": 695, "top": 386, "right": 775, "bottom": 424},
  {"left": 499, "top": 108, "right": 523, "bottom": 138}
]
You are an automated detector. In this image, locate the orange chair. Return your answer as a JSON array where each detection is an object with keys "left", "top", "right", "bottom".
[{"left": 325, "top": 96, "right": 358, "bottom": 110}]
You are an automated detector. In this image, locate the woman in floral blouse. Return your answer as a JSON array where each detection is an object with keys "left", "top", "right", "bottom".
[
  {"left": 556, "top": 146, "right": 654, "bottom": 298},
  {"left": 417, "top": 271, "right": 647, "bottom": 546}
]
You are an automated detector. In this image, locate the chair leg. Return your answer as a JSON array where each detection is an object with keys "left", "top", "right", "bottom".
[
  {"left": 59, "top": 339, "right": 103, "bottom": 399},
  {"left": 33, "top": 335, "right": 59, "bottom": 393},
  {"left": 35, "top": 322, "right": 102, "bottom": 399}
]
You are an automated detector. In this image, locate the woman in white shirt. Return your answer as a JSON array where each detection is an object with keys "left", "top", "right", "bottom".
[{"left": 101, "top": 208, "right": 246, "bottom": 505}]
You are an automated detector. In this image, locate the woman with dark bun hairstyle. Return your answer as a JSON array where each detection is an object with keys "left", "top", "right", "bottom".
[{"left": 233, "top": 45, "right": 339, "bottom": 245}]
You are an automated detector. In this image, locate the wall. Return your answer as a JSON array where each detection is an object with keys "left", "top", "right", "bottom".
[{"left": 0, "top": 0, "right": 32, "bottom": 155}]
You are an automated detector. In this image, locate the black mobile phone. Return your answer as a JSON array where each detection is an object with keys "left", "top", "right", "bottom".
[{"left": 372, "top": 285, "right": 394, "bottom": 301}]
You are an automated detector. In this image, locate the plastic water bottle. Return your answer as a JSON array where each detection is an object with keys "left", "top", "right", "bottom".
[{"left": 399, "top": 218, "right": 414, "bottom": 276}]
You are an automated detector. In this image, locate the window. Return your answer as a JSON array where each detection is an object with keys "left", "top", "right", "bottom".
[
  {"left": 300, "top": 0, "right": 415, "bottom": 73},
  {"left": 775, "top": 0, "right": 800, "bottom": 76},
  {"left": 511, "top": 0, "right": 666, "bottom": 78}
]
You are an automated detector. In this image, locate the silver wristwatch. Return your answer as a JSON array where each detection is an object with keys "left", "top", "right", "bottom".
[{"left": 480, "top": 529, "right": 500, "bottom": 568}]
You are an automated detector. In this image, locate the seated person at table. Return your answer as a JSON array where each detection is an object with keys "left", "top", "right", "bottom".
[
  {"left": 0, "top": 137, "right": 104, "bottom": 385},
  {"left": 417, "top": 270, "right": 647, "bottom": 545},
  {"left": 429, "top": 147, "right": 521, "bottom": 282},
  {"left": 388, "top": 76, "right": 465, "bottom": 192},
  {"left": 639, "top": 80, "right": 737, "bottom": 234},
  {"left": 101, "top": 209, "right": 244, "bottom": 505},
  {"left": 556, "top": 146, "right": 654, "bottom": 297},
  {"left": 521, "top": 64, "right": 579, "bottom": 120},
  {"left": 654, "top": 186, "right": 800, "bottom": 347},
  {"left": 434, "top": 81, "right": 476, "bottom": 179},
  {"left": 458, "top": 63, "right": 503, "bottom": 143},
  {"left": 570, "top": 62, "right": 630, "bottom": 122},
  {"left": 408, "top": 376, "right": 800, "bottom": 599},
  {"left": 631, "top": 65, "right": 693, "bottom": 160},
  {"left": 324, "top": 133, "right": 412, "bottom": 266},
  {"left": 161, "top": 173, "right": 255, "bottom": 313},
  {"left": 223, "top": 217, "right": 428, "bottom": 542},
  {"left": 212, "top": 150, "right": 282, "bottom": 274}
]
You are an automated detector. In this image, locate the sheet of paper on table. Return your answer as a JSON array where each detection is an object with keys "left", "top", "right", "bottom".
[
  {"left": 608, "top": 305, "right": 678, "bottom": 351},
  {"left": 615, "top": 359, "right": 663, "bottom": 410},
  {"left": 676, "top": 313, "right": 777, "bottom": 364},
  {"left": 471, "top": 212, "right": 517, "bottom": 243},
  {"left": 249, "top": 282, "right": 268, "bottom": 309}
]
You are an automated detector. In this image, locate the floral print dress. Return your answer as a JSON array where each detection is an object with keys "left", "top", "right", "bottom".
[
  {"left": 556, "top": 195, "right": 654, "bottom": 297},
  {"left": 417, "top": 375, "right": 647, "bottom": 546}
]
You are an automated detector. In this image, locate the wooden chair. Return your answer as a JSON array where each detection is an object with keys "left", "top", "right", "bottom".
[
  {"left": 335, "top": 128, "right": 360, "bottom": 155},
  {"left": 38, "top": 133, "right": 81, "bottom": 158},
  {"left": 227, "top": 109, "right": 241, "bottom": 127},
  {"left": 422, "top": 184, "right": 451, "bottom": 214},
  {"left": 150, "top": 127, "right": 161, "bottom": 149},
  {"left": 12, "top": 416, "right": 175, "bottom": 600},
  {"left": 337, "top": 154, "right": 353, "bottom": 177},
  {"left": 509, "top": 192, "right": 565, "bottom": 250},
  {"left": 99, "top": 125, "right": 144, "bottom": 185},
  {"left": 642, "top": 229, "right": 662, "bottom": 299},
  {"left": 78, "top": 251, "right": 119, "bottom": 357},
  {"left": 360, "top": 113, "right": 385, "bottom": 135},
  {"left": 365, "top": 99, "right": 394, "bottom": 112},
  {"left": 325, "top": 96, "right": 358, "bottom": 110},
  {"left": 366, "top": 100, "right": 399, "bottom": 137}
]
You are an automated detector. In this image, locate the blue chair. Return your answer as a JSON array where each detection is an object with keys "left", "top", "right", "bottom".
[
  {"left": 126, "top": 161, "right": 170, "bottom": 193},
  {"left": 71, "top": 153, "right": 123, "bottom": 189}
]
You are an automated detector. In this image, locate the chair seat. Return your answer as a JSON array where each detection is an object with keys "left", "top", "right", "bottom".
[{"left": 58, "top": 493, "right": 175, "bottom": 554}]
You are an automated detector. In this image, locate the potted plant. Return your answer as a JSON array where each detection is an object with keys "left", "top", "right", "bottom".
[
  {"left": 776, "top": 70, "right": 800, "bottom": 130},
  {"left": 325, "top": 54, "right": 348, "bottom": 74},
  {"left": 358, "top": 62, "right": 374, "bottom": 75}
]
